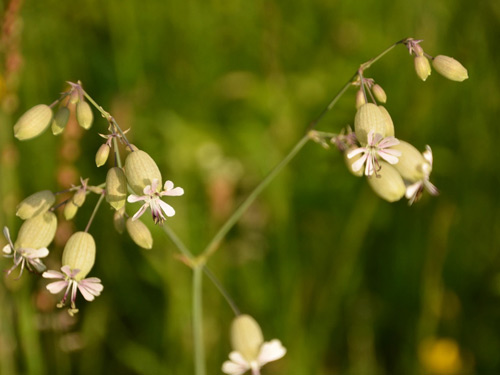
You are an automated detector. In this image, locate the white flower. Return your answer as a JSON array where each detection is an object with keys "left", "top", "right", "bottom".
[
  {"left": 127, "top": 179, "right": 184, "bottom": 224},
  {"left": 222, "top": 339, "right": 286, "bottom": 375},
  {"left": 405, "top": 145, "right": 439, "bottom": 205},
  {"left": 347, "top": 131, "right": 401, "bottom": 176},
  {"left": 2, "top": 226, "right": 48, "bottom": 278},
  {"left": 43, "top": 265, "right": 103, "bottom": 316}
]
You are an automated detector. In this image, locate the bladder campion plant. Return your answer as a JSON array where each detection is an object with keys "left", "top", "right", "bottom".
[{"left": 3, "top": 38, "right": 467, "bottom": 375}]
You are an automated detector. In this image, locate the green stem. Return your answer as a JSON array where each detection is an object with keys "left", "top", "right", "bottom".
[
  {"left": 203, "top": 267, "right": 240, "bottom": 316},
  {"left": 193, "top": 266, "right": 206, "bottom": 375},
  {"left": 161, "top": 223, "right": 195, "bottom": 263},
  {"left": 161, "top": 224, "right": 240, "bottom": 315},
  {"left": 198, "top": 134, "right": 310, "bottom": 262},
  {"left": 308, "top": 38, "right": 406, "bottom": 132},
  {"left": 359, "top": 38, "right": 406, "bottom": 71},
  {"left": 84, "top": 193, "right": 105, "bottom": 233},
  {"left": 80, "top": 87, "right": 134, "bottom": 151}
]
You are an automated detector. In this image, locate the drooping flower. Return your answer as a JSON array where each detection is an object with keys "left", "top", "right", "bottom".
[
  {"left": 347, "top": 131, "right": 401, "bottom": 176},
  {"left": 405, "top": 145, "right": 439, "bottom": 205},
  {"left": 127, "top": 179, "right": 184, "bottom": 224},
  {"left": 43, "top": 265, "right": 103, "bottom": 316},
  {"left": 222, "top": 314, "right": 286, "bottom": 375},
  {"left": 222, "top": 339, "right": 287, "bottom": 375},
  {"left": 2, "top": 226, "right": 49, "bottom": 278}
]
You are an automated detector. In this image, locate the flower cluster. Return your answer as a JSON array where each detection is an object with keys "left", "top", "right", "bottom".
[
  {"left": 4, "top": 81, "right": 184, "bottom": 315},
  {"left": 325, "top": 39, "right": 467, "bottom": 204}
]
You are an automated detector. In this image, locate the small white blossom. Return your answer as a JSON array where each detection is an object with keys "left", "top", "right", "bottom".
[
  {"left": 2, "top": 226, "right": 48, "bottom": 278},
  {"left": 347, "top": 131, "right": 401, "bottom": 176},
  {"left": 405, "top": 145, "right": 439, "bottom": 205},
  {"left": 222, "top": 339, "right": 286, "bottom": 375},
  {"left": 127, "top": 179, "right": 184, "bottom": 224},
  {"left": 43, "top": 265, "right": 103, "bottom": 316}
]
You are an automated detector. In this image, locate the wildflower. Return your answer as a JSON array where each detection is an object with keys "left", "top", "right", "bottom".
[
  {"left": 222, "top": 314, "right": 286, "bottom": 375},
  {"left": 2, "top": 226, "right": 49, "bottom": 278},
  {"left": 405, "top": 146, "right": 439, "bottom": 205},
  {"left": 127, "top": 179, "right": 184, "bottom": 224},
  {"left": 347, "top": 131, "right": 401, "bottom": 176},
  {"left": 43, "top": 265, "right": 103, "bottom": 316}
]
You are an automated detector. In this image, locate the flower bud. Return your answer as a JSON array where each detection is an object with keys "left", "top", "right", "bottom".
[
  {"left": 124, "top": 150, "right": 162, "bottom": 195},
  {"left": 432, "top": 55, "right": 468, "bottom": 82},
  {"left": 51, "top": 106, "right": 70, "bottom": 135},
  {"left": 95, "top": 144, "right": 110, "bottom": 167},
  {"left": 372, "top": 84, "right": 387, "bottom": 103},
  {"left": 64, "top": 201, "right": 79, "bottom": 220},
  {"left": 16, "top": 190, "right": 55, "bottom": 219},
  {"left": 76, "top": 101, "right": 93, "bottom": 129},
  {"left": 414, "top": 56, "right": 431, "bottom": 81},
  {"left": 355, "top": 90, "right": 366, "bottom": 109},
  {"left": 377, "top": 105, "right": 394, "bottom": 138},
  {"left": 391, "top": 140, "right": 429, "bottom": 182},
  {"left": 126, "top": 218, "right": 153, "bottom": 249},
  {"left": 113, "top": 207, "right": 126, "bottom": 234},
  {"left": 106, "top": 167, "right": 128, "bottom": 210},
  {"left": 354, "top": 103, "right": 387, "bottom": 145},
  {"left": 230, "top": 315, "right": 264, "bottom": 361},
  {"left": 62, "top": 232, "right": 96, "bottom": 280},
  {"left": 15, "top": 211, "right": 57, "bottom": 249},
  {"left": 366, "top": 162, "right": 405, "bottom": 202},
  {"left": 72, "top": 189, "right": 86, "bottom": 207},
  {"left": 14, "top": 104, "right": 53, "bottom": 140},
  {"left": 344, "top": 148, "right": 364, "bottom": 177}
]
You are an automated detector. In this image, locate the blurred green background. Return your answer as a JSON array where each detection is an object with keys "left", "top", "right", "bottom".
[{"left": 0, "top": 0, "right": 499, "bottom": 374}]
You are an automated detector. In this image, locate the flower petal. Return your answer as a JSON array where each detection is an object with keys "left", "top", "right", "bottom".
[
  {"left": 351, "top": 153, "right": 368, "bottom": 172},
  {"left": 78, "top": 278, "right": 103, "bottom": 301},
  {"left": 46, "top": 280, "right": 69, "bottom": 294},
  {"left": 127, "top": 194, "right": 147, "bottom": 203},
  {"left": 424, "top": 180, "right": 439, "bottom": 196},
  {"left": 405, "top": 181, "right": 422, "bottom": 200},
  {"left": 163, "top": 180, "right": 174, "bottom": 191},
  {"left": 132, "top": 203, "right": 149, "bottom": 221},
  {"left": 3, "top": 227, "right": 15, "bottom": 249},
  {"left": 158, "top": 200, "right": 175, "bottom": 217},
  {"left": 378, "top": 150, "right": 400, "bottom": 165},
  {"left": 25, "top": 247, "right": 49, "bottom": 259},
  {"left": 222, "top": 351, "right": 250, "bottom": 375},
  {"left": 3, "top": 244, "right": 12, "bottom": 255},
  {"left": 378, "top": 136, "right": 400, "bottom": 148},
  {"left": 257, "top": 339, "right": 287, "bottom": 366},
  {"left": 42, "top": 270, "right": 64, "bottom": 279},
  {"left": 423, "top": 145, "right": 433, "bottom": 166},
  {"left": 347, "top": 147, "right": 366, "bottom": 159},
  {"left": 161, "top": 187, "right": 184, "bottom": 197},
  {"left": 60, "top": 265, "right": 74, "bottom": 277},
  {"left": 28, "top": 258, "right": 47, "bottom": 273}
]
